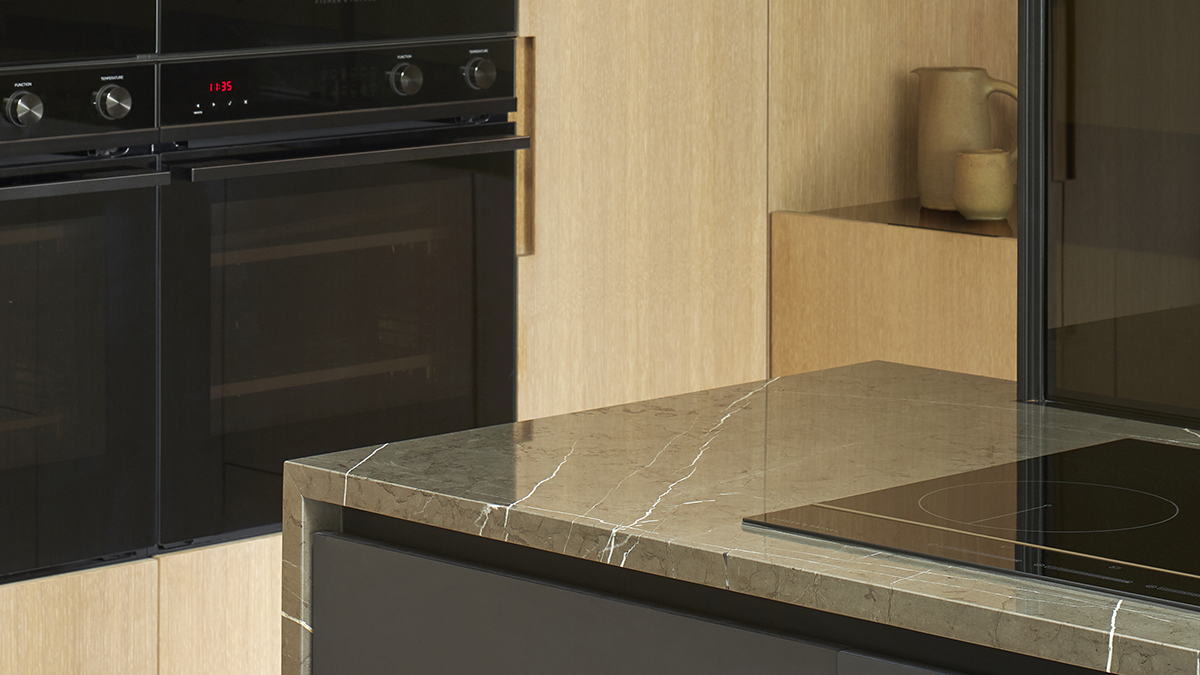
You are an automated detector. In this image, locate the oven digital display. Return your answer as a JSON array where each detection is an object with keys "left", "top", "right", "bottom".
[{"left": 159, "top": 40, "right": 513, "bottom": 127}]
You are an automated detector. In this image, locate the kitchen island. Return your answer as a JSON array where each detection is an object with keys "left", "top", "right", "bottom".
[{"left": 282, "top": 361, "right": 1200, "bottom": 675}]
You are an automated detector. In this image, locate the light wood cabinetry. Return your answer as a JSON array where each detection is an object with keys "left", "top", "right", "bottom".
[
  {"left": 771, "top": 210, "right": 1017, "bottom": 381},
  {"left": 157, "top": 534, "right": 283, "bottom": 675},
  {"left": 769, "top": 0, "right": 1019, "bottom": 214},
  {"left": 768, "top": 0, "right": 1019, "bottom": 383},
  {"left": 0, "top": 534, "right": 283, "bottom": 675},
  {"left": 513, "top": 0, "right": 1019, "bottom": 419},
  {"left": 0, "top": 559, "right": 158, "bottom": 675},
  {"left": 514, "top": 0, "right": 770, "bottom": 420}
]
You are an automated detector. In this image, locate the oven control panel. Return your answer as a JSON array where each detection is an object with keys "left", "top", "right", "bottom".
[
  {"left": 0, "top": 65, "right": 155, "bottom": 144},
  {"left": 160, "top": 40, "right": 515, "bottom": 128}
]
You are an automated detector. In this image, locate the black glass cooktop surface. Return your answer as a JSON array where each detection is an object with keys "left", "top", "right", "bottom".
[{"left": 746, "top": 439, "right": 1200, "bottom": 609}]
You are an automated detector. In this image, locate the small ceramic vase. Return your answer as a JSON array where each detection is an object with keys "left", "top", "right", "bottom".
[{"left": 953, "top": 149, "right": 1015, "bottom": 220}]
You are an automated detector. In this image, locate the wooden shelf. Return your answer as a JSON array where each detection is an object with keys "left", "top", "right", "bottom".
[{"left": 810, "top": 197, "right": 1016, "bottom": 239}]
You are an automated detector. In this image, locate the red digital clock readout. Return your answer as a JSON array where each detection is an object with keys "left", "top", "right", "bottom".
[{"left": 209, "top": 80, "right": 233, "bottom": 93}]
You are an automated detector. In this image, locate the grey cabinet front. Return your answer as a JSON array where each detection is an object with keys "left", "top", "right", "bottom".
[{"left": 312, "top": 532, "right": 839, "bottom": 674}]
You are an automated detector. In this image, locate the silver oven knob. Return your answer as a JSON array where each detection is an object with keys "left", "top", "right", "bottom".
[
  {"left": 4, "top": 91, "right": 44, "bottom": 127},
  {"left": 390, "top": 64, "right": 424, "bottom": 96},
  {"left": 464, "top": 58, "right": 497, "bottom": 90},
  {"left": 95, "top": 85, "right": 132, "bottom": 120}
]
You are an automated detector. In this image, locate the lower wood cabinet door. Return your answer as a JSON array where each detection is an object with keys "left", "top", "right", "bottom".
[
  {"left": 311, "top": 532, "right": 840, "bottom": 675},
  {"left": 0, "top": 559, "right": 158, "bottom": 675},
  {"left": 156, "top": 533, "right": 282, "bottom": 675}
]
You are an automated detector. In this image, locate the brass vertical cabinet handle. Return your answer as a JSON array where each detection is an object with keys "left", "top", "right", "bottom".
[{"left": 515, "top": 36, "right": 536, "bottom": 257}]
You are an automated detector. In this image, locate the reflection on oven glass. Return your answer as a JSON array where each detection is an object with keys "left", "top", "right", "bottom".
[
  {"left": 196, "top": 164, "right": 478, "bottom": 531},
  {"left": 1, "top": 217, "right": 105, "bottom": 469},
  {"left": 1, "top": 186, "right": 156, "bottom": 578}
]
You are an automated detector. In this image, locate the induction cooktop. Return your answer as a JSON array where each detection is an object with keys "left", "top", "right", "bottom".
[{"left": 745, "top": 439, "right": 1200, "bottom": 610}]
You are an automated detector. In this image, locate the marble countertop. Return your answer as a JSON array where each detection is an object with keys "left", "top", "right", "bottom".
[{"left": 283, "top": 361, "right": 1200, "bottom": 675}]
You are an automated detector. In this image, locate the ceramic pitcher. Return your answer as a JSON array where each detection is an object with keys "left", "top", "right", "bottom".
[{"left": 912, "top": 67, "right": 1017, "bottom": 210}]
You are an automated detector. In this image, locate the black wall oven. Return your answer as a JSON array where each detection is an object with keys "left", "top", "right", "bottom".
[
  {"left": 0, "top": 64, "right": 161, "bottom": 581},
  {"left": 1, "top": 7, "right": 521, "bottom": 578},
  {"left": 156, "top": 42, "right": 524, "bottom": 547}
]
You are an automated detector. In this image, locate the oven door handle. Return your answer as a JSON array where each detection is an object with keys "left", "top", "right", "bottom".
[
  {"left": 0, "top": 170, "right": 171, "bottom": 202},
  {"left": 177, "top": 135, "right": 531, "bottom": 183}
]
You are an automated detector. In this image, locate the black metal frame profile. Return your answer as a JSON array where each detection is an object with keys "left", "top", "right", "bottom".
[{"left": 1017, "top": 0, "right": 1049, "bottom": 403}]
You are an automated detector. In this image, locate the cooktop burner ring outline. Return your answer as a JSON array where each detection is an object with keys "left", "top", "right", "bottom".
[{"left": 915, "top": 480, "right": 1181, "bottom": 534}]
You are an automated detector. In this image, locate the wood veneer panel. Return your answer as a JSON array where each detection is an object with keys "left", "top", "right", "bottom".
[
  {"left": 514, "top": 1, "right": 769, "bottom": 420},
  {"left": 0, "top": 559, "right": 158, "bottom": 675},
  {"left": 769, "top": 0, "right": 1018, "bottom": 214},
  {"left": 771, "top": 212, "right": 1017, "bottom": 381},
  {"left": 157, "top": 534, "right": 282, "bottom": 675}
]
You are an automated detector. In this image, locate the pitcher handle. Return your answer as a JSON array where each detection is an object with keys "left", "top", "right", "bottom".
[{"left": 987, "top": 77, "right": 1019, "bottom": 165}]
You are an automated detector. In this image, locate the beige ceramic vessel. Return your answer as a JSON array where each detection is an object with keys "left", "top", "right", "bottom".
[
  {"left": 912, "top": 67, "right": 1017, "bottom": 210},
  {"left": 954, "top": 149, "right": 1015, "bottom": 220}
]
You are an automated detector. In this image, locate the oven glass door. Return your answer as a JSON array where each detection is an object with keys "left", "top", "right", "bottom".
[
  {"left": 160, "top": 0, "right": 515, "bottom": 54},
  {"left": 159, "top": 129, "right": 519, "bottom": 545},
  {"left": 0, "top": 163, "right": 158, "bottom": 580},
  {"left": 0, "top": 1, "right": 155, "bottom": 66}
]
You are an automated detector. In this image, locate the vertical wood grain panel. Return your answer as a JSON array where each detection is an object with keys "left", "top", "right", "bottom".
[
  {"left": 514, "top": 0, "right": 769, "bottom": 420},
  {"left": 771, "top": 212, "right": 1017, "bottom": 380},
  {"left": 0, "top": 559, "right": 158, "bottom": 675},
  {"left": 769, "top": 0, "right": 1018, "bottom": 213},
  {"left": 157, "top": 534, "right": 282, "bottom": 675}
]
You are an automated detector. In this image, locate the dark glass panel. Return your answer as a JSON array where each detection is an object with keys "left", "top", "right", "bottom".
[
  {"left": 0, "top": 186, "right": 156, "bottom": 579},
  {"left": 160, "top": 139, "right": 515, "bottom": 545},
  {"left": 0, "top": 1, "right": 155, "bottom": 66},
  {"left": 1047, "top": 0, "right": 1200, "bottom": 423},
  {"left": 161, "top": 0, "right": 516, "bottom": 54},
  {"left": 749, "top": 440, "right": 1200, "bottom": 610}
]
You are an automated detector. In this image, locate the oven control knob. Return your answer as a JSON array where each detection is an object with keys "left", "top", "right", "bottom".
[
  {"left": 464, "top": 58, "right": 497, "bottom": 90},
  {"left": 95, "top": 85, "right": 132, "bottom": 120},
  {"left": 4, "top": 91, "right": 43, "bottom": 127},
  {"left": 390, "top": 64, "right": 424, "bottom": 96}
]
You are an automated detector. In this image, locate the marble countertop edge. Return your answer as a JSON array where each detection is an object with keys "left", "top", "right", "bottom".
[{"left": 283, "top": 362, "right": 1200, "bottom": 675}]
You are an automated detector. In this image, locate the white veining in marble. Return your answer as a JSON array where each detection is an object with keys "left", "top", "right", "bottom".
[
  {"left": 600, "top": 432, "right": 716, "bottom": 564},
  {"left": 282, "top": 610, "right": 312, "bottom": 633},
  {"left": 343, "top": 443, "right": 387, "bottom": 505},
  {"left": 474, "top": 504, "right": 492, "bottom": 536},
  {"left": 1108, "top": 599, "right": 1124, "bottom": 672},
  {"left": 284, "top": 362, "right": 1200, "bottom": 675},
  {"left": 602, "top": 377, "right": 775, "bottom": 564},
  {"left": 505, "top": 440, "right": 578, "bottom": 534}
]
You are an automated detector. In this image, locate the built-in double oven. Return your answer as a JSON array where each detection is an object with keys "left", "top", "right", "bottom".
[{"left": 1, "top": 1, "right": 522, "bottom": 580}]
